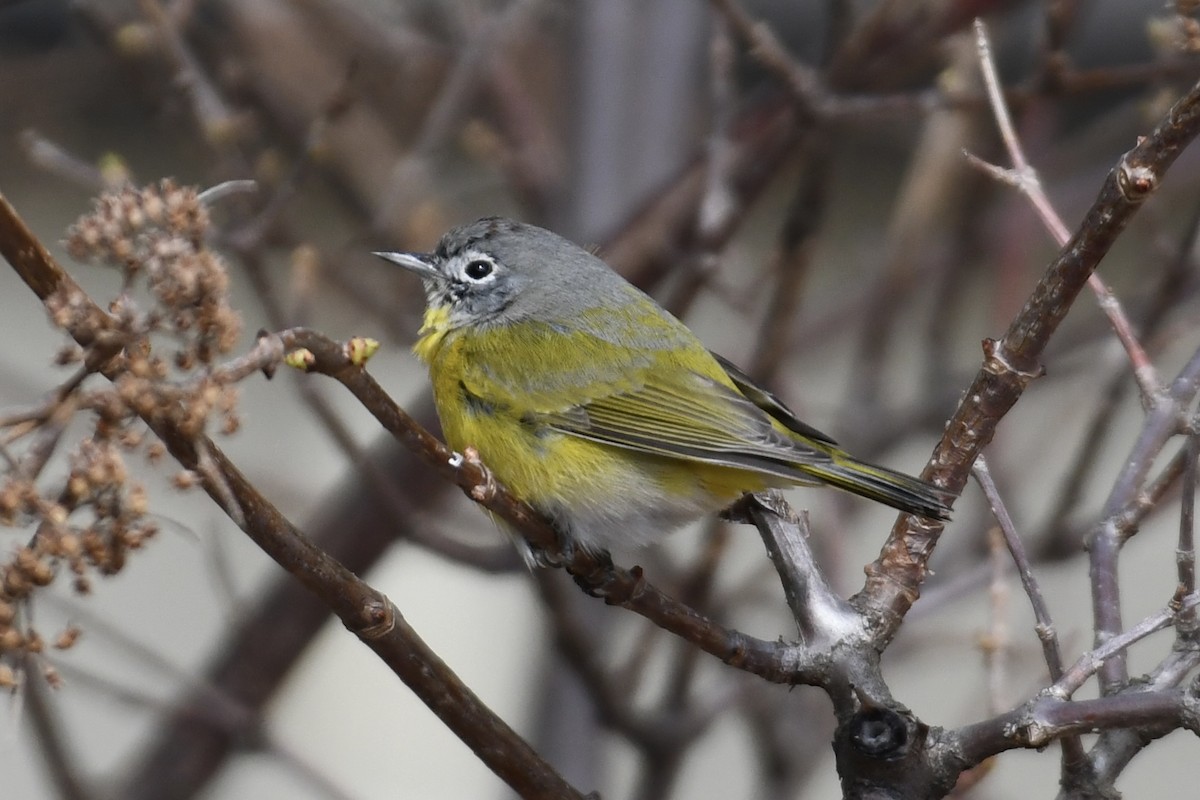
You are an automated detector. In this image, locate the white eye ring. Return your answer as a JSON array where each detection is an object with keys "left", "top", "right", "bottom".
[{"left": 463, "top": 258, "right": 494, "bottom": 281}]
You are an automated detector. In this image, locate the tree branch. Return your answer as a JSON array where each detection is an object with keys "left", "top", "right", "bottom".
[
  {"left": 0, "top": 191, "right": 589, "bottom": 800},
  {"left": 855, "top": 72, "right": 1200, "bottom": 646}
]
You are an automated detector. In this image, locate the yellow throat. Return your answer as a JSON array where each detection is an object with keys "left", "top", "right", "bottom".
[{"left": 413, "top": 303, "right": 453, "bottom": 363}]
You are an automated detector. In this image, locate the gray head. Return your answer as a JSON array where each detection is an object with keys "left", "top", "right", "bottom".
[{"left": 374, "top": 217, "right": 629, "bottom": 330}]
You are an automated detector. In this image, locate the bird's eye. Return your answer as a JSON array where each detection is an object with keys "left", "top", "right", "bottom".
[{"left": 464, "top": 259, "right": 494, "bottom": 280}]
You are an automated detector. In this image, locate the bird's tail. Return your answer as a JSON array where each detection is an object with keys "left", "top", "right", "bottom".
[{"left": 801, "top": 455, "right": 953, "bottom": 521}]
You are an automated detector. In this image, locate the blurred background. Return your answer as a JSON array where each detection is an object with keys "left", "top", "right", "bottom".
[{"left": 2, "top": 0, "right": 1199, "bottom": 798}]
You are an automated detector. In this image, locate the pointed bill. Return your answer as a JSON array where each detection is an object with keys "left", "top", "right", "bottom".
[{"left": 372, "top": 251, "right": 442, "bottom": 281}]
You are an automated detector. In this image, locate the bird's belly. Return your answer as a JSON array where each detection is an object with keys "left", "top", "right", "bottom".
[{"left": 440, "top": 401, "right": 770, "bottom": 554}]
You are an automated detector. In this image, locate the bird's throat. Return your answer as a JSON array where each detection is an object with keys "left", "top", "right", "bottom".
[{"left": 412, "top": 304, "right": 454, "bottom": 363}]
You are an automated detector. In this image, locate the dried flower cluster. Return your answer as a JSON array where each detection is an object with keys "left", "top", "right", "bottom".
[
  {"left": 1, "top": 180, "right": 244, "bottom": 684},
  {"left": 66, "top": 179, "right": 240, "bottom": 366},
  {"left": 0, "top": 436, "right": 153, "bottom": 688}
]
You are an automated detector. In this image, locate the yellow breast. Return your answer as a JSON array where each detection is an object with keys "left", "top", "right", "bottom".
[
  {"left": 420, "top": 322, "right": 620, "bottom": 506},
  {"left": 412, "top": 314, "right": 773, "bottom": 552}
]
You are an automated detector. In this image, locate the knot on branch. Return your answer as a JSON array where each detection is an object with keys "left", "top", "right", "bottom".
[
  {"left": 981, "top": 338, "right": 1044, "bottom": 385},
  {"left": 1116, "top": 155, "right": 1157, "bottom": 202},
  {"left": 834, "top": 703, "right": 947, "bottom": 797},
  {"left": 848, "top": 706, "right": 911, "bottom": 759},
  {"left": 1007, "top": 715, "right": 1054, "bottom": 748},
  {"left": 571, "top": 559, "right": 646, "bottom": 605},
  {"left": 355, "top": 596, "right": 397, "bottom": 640}
]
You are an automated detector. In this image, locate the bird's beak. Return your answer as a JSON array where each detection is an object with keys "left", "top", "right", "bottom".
[{"left": 372, "top": 251, "right": 442, "bottom": 281}]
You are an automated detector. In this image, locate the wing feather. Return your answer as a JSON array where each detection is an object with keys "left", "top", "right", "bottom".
[
  {"left": 453, "top": 320, "right": 833, "bottom": 480},
  {"left": 711, "top": 353, "right": 838, "bottom": 445},
  {"left": 538, "top": 372, "right": 832, "bottom": 477}
]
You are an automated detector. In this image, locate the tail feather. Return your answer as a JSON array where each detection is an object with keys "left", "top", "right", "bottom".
[{"left": 801, "top": 456, "right": 953, "bottom": 521}]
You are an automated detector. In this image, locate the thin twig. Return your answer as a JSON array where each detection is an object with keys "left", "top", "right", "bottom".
[
  {"left": 952, "top": 687, "right": 1200, "bottom": 766},
  {"left": 983, "top": 525, "right": 1010, "bottom": 715},
  {"left": 970, "top": 18, "right": 1161, "bottom": 401},
  {"left": 709, "top": 0, "right": 824, "bottom": 120},
  {"left": 972, "top": 457, "right": 1067, "bottom": 681},
  {"left": 661, "top": 10, "right": 741, "bottom": 318},
  {"left": 1089, "top": 344, "right": 1200, "bottom": 693},
  {"left": 372, "top": 0, "right": 543, "bottom": 230},
  {"left": 47, "top": 659, "right": 357, "bottom": 800},
  {"left": 746, "top": 134, "right": 827, "bottom": 384},
  {"left": 857, "top": 69, "right": 1200, "bottom": 646},
  {"left": 842, "top": 31, "right": 981, "bottom": 431},
  {"left": 698, "top": 13, "right": 737, "bottom": 245},
  {"left": 1051, "top": 592, "right": 1200, "bottom": 698},
  {"left": 531, "top": 570, "right": 689, "bottom": 748},
  {"left": 18, "top": 130, "right": 112, "bottom": 190},
  {"left": 972, "top": 455, "right": 1086, "bottom": 768},
  {"left": 23, "top": 660, "right": 95, "bottom": 800},
  {"left": 1038, "top": 0, "right": 1081, "bottom": 90},
  {"left": 137, "top": 0, "right": 246, "bottom": 163},
  {"left": 1179, "top": 432, "right": 1199, "bottom": 631}
]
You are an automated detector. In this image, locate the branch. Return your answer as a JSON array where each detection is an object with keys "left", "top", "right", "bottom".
[
  {"left": 708, "top": 0, "right": 824, "bottom": 119},
  {"left": 24, "top": 662, "right": 95, "bottom": 800},
  {"left": 973, "top": 455, "right": 1086, "bottom": 770},
  {"left": 279, "top": 328, "right": 826, "bottom": 685},
  {"left": 1052, "top": 593, "right": 1200, "bottom": 699},
  {"left": 968, "top": 18, "right": 1160, "bottom": 400},
  {"left": 731, "top": 491, "right": 861, "bottom": 645},
  {"left": 1088, "top": 345, "right": 1200, "bottom": 693},
  {"left": 951, "top": 689, "right": 1200, "bottom": 767},
  {"left": 1181, "top": 433, "right": 1200, "bottom": 632},
  {"left": 0, "top": 191, "right": 589, "bottom": 800},
  {"left": 855, "top": 71, "right": 1200, "bottom": 645},
  {"left": 971, "top": 457, "right": 1068, "bottom": 680}
]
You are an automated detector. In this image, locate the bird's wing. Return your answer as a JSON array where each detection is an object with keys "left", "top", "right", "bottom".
[
  {"left": 454, "top": 321, "right": 832, "bottom": 478},
  {"left": 535, "top": 371, "right": 833, "bottom": 479},
  {"left": 711, "top": 352, "right": 839, "bottom": 445}
]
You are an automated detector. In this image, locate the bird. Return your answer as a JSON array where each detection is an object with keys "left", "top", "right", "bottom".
[{"left": 376, "top": 217, "right": 951, "bottom": 562}]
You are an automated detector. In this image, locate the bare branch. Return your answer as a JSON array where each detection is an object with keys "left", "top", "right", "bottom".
[
  {"left": 1180, "top": 433, "right": 1200, "bottom": 633},
  {"left": 972, "top": 457, "right": 1067, "bottom": 682},
  {"left": 278, "top": 327, "right": 825, "bottom": 685},
  {"left": 951, "top": 689, "right": 1200, "bottom": 767},
  {"left": 856, "top": 71, "right": 1200, "bottom": 645},
  {"left": 709, "top": 0, "right": 824, "bottom": 119},
  {"left": 1054, "top": 593, "right": 1200, "bottom": 698},
  {"left": 0, "top": 192, "right": 590, "bottom": 800},
  {"left": 734, "top": 492, "right": 861, "bottom": 644},
  {"left": 24, "top": 662, "right": 95, "bottom": 800},
  {"left": 973, "top": 454, "right": 1086, "bottom": 770},
  {"left": 1089, "top": 345, "right": 1200, "bottom": 692},
  {"left": 970, "top": 18, "right": 1160, "bottom": 400}
]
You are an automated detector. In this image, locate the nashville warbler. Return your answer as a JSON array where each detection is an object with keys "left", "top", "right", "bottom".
[{"left": 376, "top": 218, "right": 952, "bottom": 561}]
